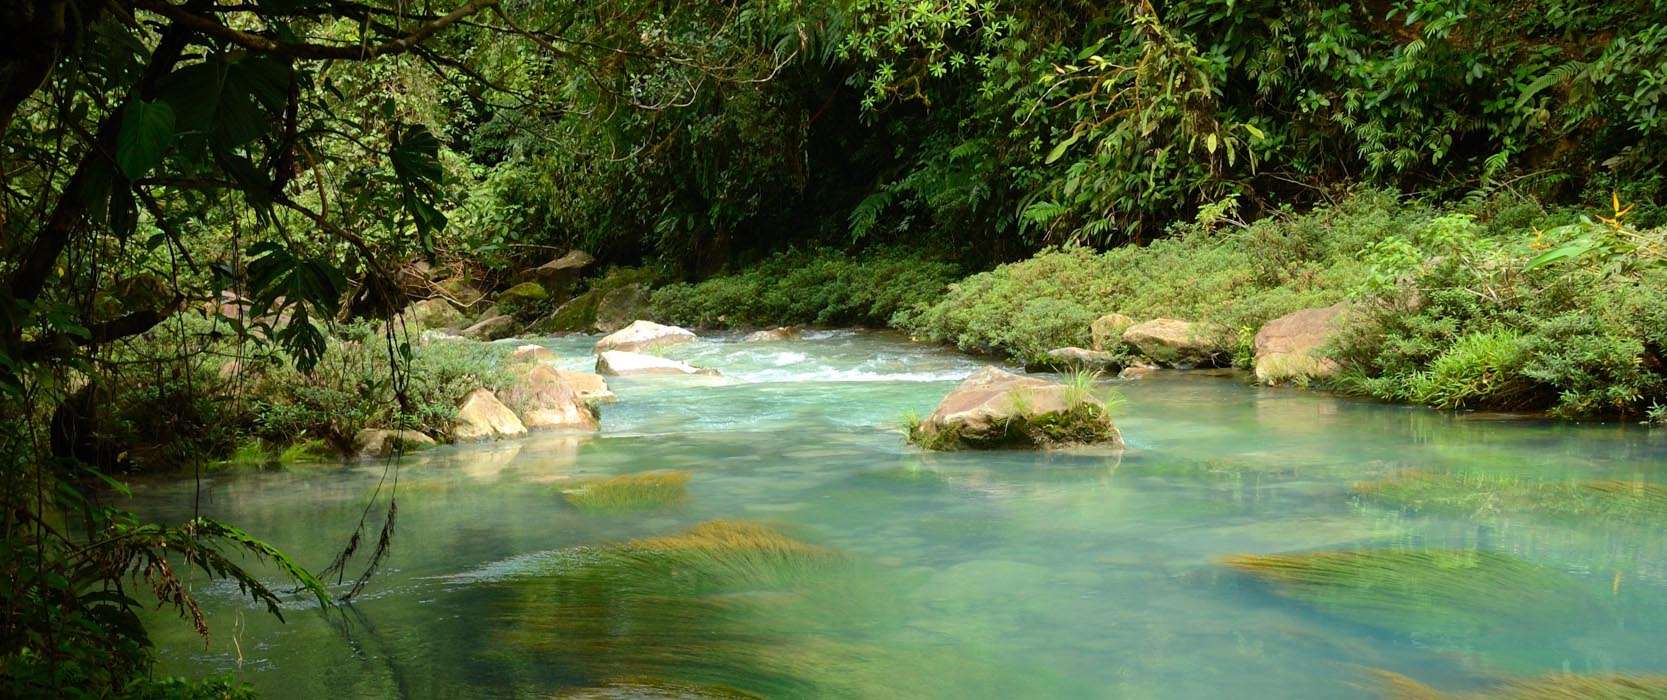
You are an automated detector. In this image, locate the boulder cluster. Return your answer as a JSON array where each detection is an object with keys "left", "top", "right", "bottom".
[{"left": 1038, "top": 304, "right": 1349, "bottom": 386}]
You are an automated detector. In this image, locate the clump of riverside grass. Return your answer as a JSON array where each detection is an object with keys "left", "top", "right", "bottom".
[
  {"left": 563, "top": 471, "right": 692, "bottom": 512},
  {"left": 1220, "top": 549, "right": 1597, "bottom": 639},
  {"left": 1372, "top": 670, "right": 1667, "bottom": 700},
  {"left": 1356, "top": 471, "right": 1667, "bottom": 524}
]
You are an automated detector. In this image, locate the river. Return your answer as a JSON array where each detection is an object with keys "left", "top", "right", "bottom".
[{"left": 132, "top": 330, "right": 1667, "bottom": 698}]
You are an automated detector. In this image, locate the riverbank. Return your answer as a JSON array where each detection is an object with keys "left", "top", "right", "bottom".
[{"left": 651, "top": 191, "right": 1667, "bottom": 422}]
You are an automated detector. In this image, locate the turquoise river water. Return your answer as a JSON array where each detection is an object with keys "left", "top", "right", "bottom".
[{"left": 130, "top": 331, "right": 1667, "bottom": 698}]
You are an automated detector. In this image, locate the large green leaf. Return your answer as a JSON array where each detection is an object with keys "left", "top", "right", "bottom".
[{"left": 115, "top": 99, "right": 175, "bottom": 179}]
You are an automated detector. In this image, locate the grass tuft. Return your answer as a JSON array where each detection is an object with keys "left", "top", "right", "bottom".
[
  {"left": 564, "top": 471, "right": 692, "bottom": 513},
  {"left": 1355, "top": 471, "right": 1667, "bottom": 524},
  {"left": 1372, "top": 669, "right": 1667, "bottom": 699},
  {"left": 1221, "top": 548, "right": 1596, "bottom": 639}
]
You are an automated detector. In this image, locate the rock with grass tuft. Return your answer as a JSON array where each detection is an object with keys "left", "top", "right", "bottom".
[
  {"left": 1253, "top": 303, "right": 1347, "bottom": 385},
  {"left": 909, "top": 366, "right": 1121, "bottom": 450},
  {"left": 1121, "top": 318, "right": 1230, "bottom": 367}
]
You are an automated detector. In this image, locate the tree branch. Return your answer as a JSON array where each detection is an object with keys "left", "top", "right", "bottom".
[{"left": 132, "top": 0, "right": 498, "bottom": 60}]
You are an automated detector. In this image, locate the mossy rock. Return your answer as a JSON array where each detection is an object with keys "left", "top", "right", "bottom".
[
  {"left": 564, "top": 471, "right": 690, "bottom": 512},
  {"left": 497, "top": 281, "right": 552, "bottom": 321},
  {"left": 533, "top": 289, "right": 603, "bottom": 333},
  {"left": 1221, "top": 548, "right": 1600, "bottom": 640}
]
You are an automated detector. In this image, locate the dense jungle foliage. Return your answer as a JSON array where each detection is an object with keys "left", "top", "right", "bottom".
[{"left": 3, "top": 0, "right": 1665, "bottom": 695}]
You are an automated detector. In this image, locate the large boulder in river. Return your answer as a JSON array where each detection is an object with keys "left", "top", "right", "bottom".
[
  {"left": 744, "top": 326, "right": 802, "bottom": 342},
  {"left": 1253, "top": 303, "right": 1348, "bottom": 385},
  {"left": 462, "top": 314, "right": 517, "bottom": 341},
  {"left": 500, "top": 365, "right": 598, "bottom": 432},
  {"left": 592, "top": 283, "right": 652, "bottom": 334},
  {"left": 453, "top": 388, "right": 527, "bottom": 441},
  {"left": 1033, "top": 347, "right": 1119, "bottom": 373},
  {"left": 554, "top": 369, "right": 615, "bottom": 402},
  {"left": 596, "top": 350, "right": 717, "bottom": 377},
  {"left": 1121, "top": 318, "right": 1229, "bottom": 368},
  {"left": 510, "top": 344, "right": 555, "bottom": 362},
  {"left": 1090, "top": 313, "right": 1134, "bottom": 351},
  {"left": 353, "top": 429, "right": 436, "bottom": 459},
  {"left": 909, "top": 367, "right": 1121, "bottom": 450},
  {"left": 594, "top": 320, "right": 696, "bottom": 353}
]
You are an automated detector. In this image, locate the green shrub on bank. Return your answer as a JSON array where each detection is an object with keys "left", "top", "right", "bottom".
[
  {"left": 1337, "top": 208, "right": 1667, "bottom": 417},
  {"left": 650, "top": 248, "right": 960, "bottom": 328},
  {"left": 251, "top": 328, "right": 516, "bottom": 450},
  {"left": 902, "top": 191, "right": 1666, "bottom": 418},
  {"left": 902, "top": 192, "right": 1413, "bottom": 361}
]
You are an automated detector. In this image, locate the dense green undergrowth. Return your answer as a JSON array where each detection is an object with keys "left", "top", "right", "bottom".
[
  {"left": 650, "top": 248, "right": 960, "bottom": 329},
  {"left": 897, "top": 191, "right": 1667, "bottom": 419}
]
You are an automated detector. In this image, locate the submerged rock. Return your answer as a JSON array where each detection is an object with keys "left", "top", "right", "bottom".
[
  {"left": 461, "top": 313, "right": 517, "bottom": 341},
  {"left": 554, "top": 368, "right": 616, "bottom": 402},
  {"left": 596, "top": 350, "right": 717, "bottom": 377},
  {"left": 595, "top": 320, "right": 697, "bottom": 353},
  {"left": 352, "top": 428, "right": 436, "bottom": 458},
  {"left": 1120, "top": 318, "right": 1229, "bottom": 367},
  {"left": 909, "top": 366, "right": 1122, "bottom": 450},
  {"left": 1090, "top": 313, "right": 1134, "bottom": 351},
  {"left": 744, "top": 326, "right": 802, "bottom": 342},
  {"left": 501, "top": 365, "right": 599, "bottom": 432},
  {"left": 1253, "top": 303, "right": 1348, "bottom": 385},
  {"left": 510, "top": 344, "right": 556, "bottom": 362},
  {"left": 593, "top": 283, "right": 652, "bottom": 334},
  {"left": 453, "top": 388, "right": 528, "bottom": 441}
]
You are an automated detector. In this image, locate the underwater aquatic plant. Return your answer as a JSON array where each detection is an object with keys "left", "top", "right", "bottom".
[
  {"left": 563, "top": 471, "right": 692, "bottom": 512},
  {"left": 500, "top": 520, "right": 1059, "bottom": 697},
  {"left": 1373, "top": 669, "right": 1667, "bottom": 699},
  {"left": 1220, "top": 549, "right": 1598, "bottom": 640},
  {"left": 1355, "top": 471, "right": 1667, "bottom": 524}
]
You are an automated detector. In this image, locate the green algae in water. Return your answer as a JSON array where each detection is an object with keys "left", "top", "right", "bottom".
[
  {"left": 563, "top": 471, "right": 691, "bottom": 512},
  {"left": 502, "top": 520, "right": 1063, "bottom": 698},
  {"left": 1356, "top": 471, "right": 1667, "bottom": 524},
  {"left": 1373, "top": 670, "right": 1667, "bottom": 700},
  {"left": 1221, "top": 549, "right": 1600, "bottom": 641}
]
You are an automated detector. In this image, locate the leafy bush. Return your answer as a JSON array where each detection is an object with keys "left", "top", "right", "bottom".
[
  {"left": 1338, "top": 204, "right": 1667, "bottom": 418},
  {"left": 650, "top": 248, "right": 960, "bottom": 328},
  {"left": 251, "top": 326, "right": 516, "bottom": 449},
  {"left": 904, "top": 191, "right": 1412, "bottom": 359}
]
